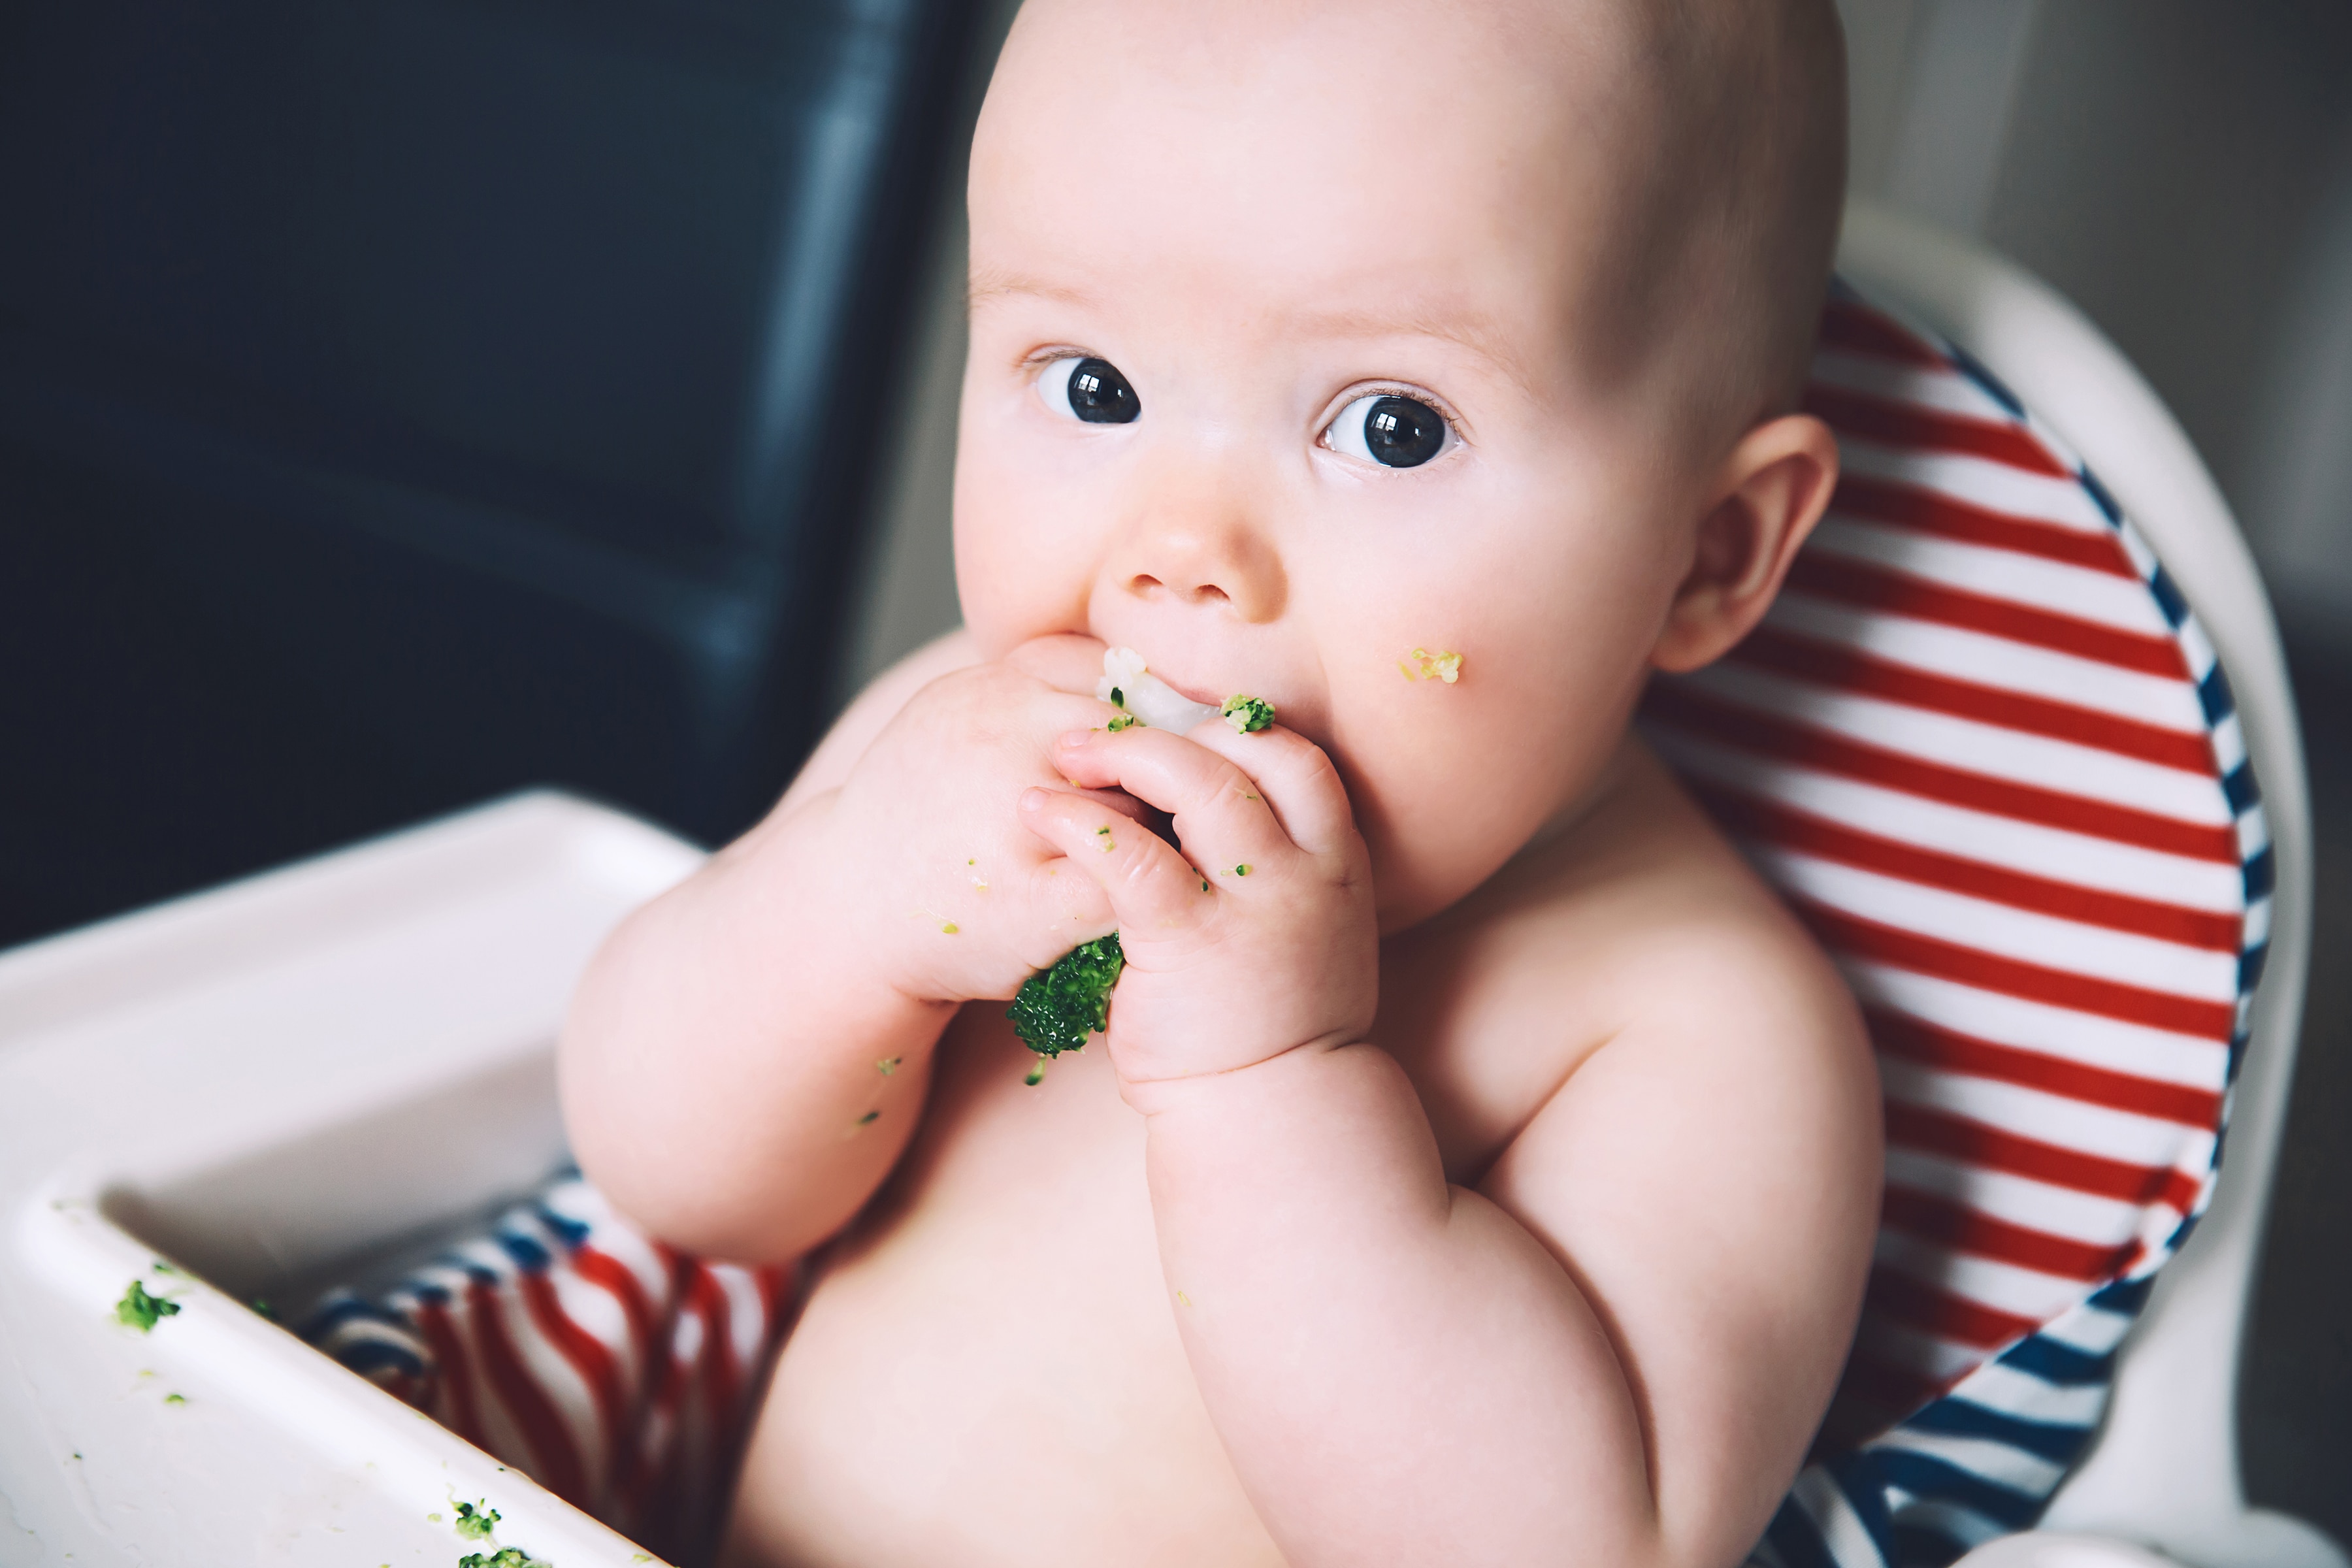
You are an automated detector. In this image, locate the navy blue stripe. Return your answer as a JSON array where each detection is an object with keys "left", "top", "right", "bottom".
[
  {"left": 2149, "top": 568, "right": 2190, "bottom": 629},
  {"left": 1763, "top": 1484, "right": 1842, "bottom": 1568},
  {"left": 1889, "top": 1523, "right": 1971, "bottom": 1568},
  {"left": 2197, "top": 665, "right": 2236, "bottom": 726},
  {"left": 331, "top": 1337, "right": 429, "bottom": 1378},
  {"left": 1995, "top": 1333, "right": 2114, "bottom": 1386},
  {"left": 497, "top": 1230, "right": 555, "bottom": 1272},
  {"left": 2077, "top": 466, "right": 2124, "bottom": 527},
  {"left": 2087, "top": 1274, "right": 2153, "bottom": 1315},
  {"left": 1828, "top": 1448, "right": 1901, "bottom": 1561},
  {"left": 1947, "top": 344, "right": 2026, "bottom": 419},
  {"left": 2244, "top": 845, "right": 2276, "bottom": 902},
  {"left": 1898, "top": 1397, "right": 2095, "bottom": 1465},
  {"left": 447, "top": 1256, "right": 503, "bottom": 1287},
  {"left": 2241, "top": 942, "right": 2270, "bottom": 994},
  {"left": 2223, "top": 762, "right": 2259, "bottom": 815},
  {"left": 410, "top": 1280, "right": 452, "bottom": 1307},
  {"left": 535, "top": 1201, "right": 591, "bottom": 1249},
  {"left": 1865, "top": 1450, "right": 2041, "bottom": 1530}
]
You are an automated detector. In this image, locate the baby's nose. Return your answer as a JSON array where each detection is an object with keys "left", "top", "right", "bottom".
[{"left": 1117, "top": 501, "right": 1287, "bottom": 623}]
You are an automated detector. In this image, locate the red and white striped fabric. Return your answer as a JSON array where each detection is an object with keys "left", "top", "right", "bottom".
[
  {"left": 1646, "top": 284, "right": 2264, "bottom": 1565},
  {"left": 304, "top": 1176, "right": 796, "bottom": 1565}
]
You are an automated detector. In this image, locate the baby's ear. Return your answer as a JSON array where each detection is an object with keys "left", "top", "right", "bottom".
[{"left": 1649, "top": 414, "right": 1839, "bottom": 674}]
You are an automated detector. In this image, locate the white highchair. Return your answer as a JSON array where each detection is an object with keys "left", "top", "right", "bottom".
[{"left": 0, "top": 203, "right": 2338, "bottom": 1568}]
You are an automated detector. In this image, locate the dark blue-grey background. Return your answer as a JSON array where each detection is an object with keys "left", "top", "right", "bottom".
[{"left": 0, "top": 0, "right": 977, "bottom": 947}]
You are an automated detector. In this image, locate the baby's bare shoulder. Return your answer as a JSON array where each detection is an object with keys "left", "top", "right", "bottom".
[
  {"left": 1387, "top": 738, "right": 1872, "bottom": 1167},
  {"left": 1449, "top": 743, "right": 1882, "bottom": 1514}
]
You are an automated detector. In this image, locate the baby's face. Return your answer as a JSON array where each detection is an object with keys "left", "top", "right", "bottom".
[{"left": 956, "top": 1, "right": 1718, "bottom": 929}]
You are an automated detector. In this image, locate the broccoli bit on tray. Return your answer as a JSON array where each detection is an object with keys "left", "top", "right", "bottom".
[
  {"left": 116, "top": 1280, "right": 180, "bottom": 1332},
  {"left": 1007, "top": 933, "right": 1125, "bottom": 1062}
]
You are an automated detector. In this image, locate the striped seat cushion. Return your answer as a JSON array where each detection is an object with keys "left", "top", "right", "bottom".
[
  {"left": 303, "top": 1175, "right": 795, "bottom": 1566},
  {"left": 1642, "top": 283, "right": 2266, "bottom": 1567}
]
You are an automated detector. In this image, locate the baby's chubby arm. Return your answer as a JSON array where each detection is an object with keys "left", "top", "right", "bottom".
[
  {"left": 559, "top": 632, "right": 1134, "bottom": 1262},
  {"left": 1036, "top": 725, "right": 1881, "bottom": 1568}
]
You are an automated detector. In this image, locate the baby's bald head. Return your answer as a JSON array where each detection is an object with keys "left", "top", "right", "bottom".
[
  {"left": 1576, "top": 0, "right": 1848, "bottom": 446},
  {"left": 979, "top": 0, "right": 1845, "bottom": 461}
]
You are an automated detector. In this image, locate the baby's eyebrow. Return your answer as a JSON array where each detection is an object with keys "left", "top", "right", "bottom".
[
  {"left": 966, "top": 268, "right": 1094, "bottom": 311},
  {"left": 1288, "top": 302, "right": 1541, "bottom": 399}
]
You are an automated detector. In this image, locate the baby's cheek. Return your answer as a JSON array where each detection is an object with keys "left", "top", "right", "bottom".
[{"left": 952, "top": 446, "right": 1092, "bottom": 655}]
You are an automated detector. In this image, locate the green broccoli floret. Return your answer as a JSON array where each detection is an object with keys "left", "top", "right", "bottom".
[
  {"left": 1006, "top": 933, "right": 1124, "bottom": 1059},
  {"left": 458, "top": 1548, "right": 549, "bottom": 1568},
  {"left": 116, "top": 1280, "right": 180, "bottom": 1332},
  {"left": 1220, "top": 694, "right": 1276, "bottom": 734},
  {"left": 454, "top": 1501, "right": 500, "bottom": 1539}
]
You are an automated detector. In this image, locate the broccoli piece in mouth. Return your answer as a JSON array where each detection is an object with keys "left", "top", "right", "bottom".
[
  {"left": 116, "top": 1280, "right": 180, "bottom": 1332},
  {"left": 1220, "top": 694, "right": 1276, "bottom": 734},
  {"left": 1006, "top": 933, "right": 1125, "bottom": 1060}
]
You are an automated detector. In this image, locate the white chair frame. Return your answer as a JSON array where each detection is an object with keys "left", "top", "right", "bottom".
[{"left": 1837, "top": 201, "right": 2344, "bottom": 1568}]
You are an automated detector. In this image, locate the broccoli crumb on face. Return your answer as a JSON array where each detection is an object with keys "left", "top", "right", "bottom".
[
  {"left": 1007, "top": 933, "right": 1124, "bottom": 1060},
  {"left": 1398, "top": 647, "right": 1464, "bottom": 683},
  {"left": 939, "top": 921, "right": 959, "bottom": 935},
  {"left": 116, "top": 1281, "right": 180, "bottom": 1332},
  {"left": 454, "top": 1501, "right": 500, "bottom": 1539},
  {"left": 855, "top": 1110, "right": 880, "bottom": 1127},
  {"left": 876, "top": 1056, "right": 902, "bottom": 1075},
  {"left": 1220, "top": 694, "right": 1275, "bottom": 733},
  {"left": 1095, "top": 826, "right": 1114, "bottom": 851},
  {"left": 1233, "top": 864, "right": 1251, "bottom": 877}
]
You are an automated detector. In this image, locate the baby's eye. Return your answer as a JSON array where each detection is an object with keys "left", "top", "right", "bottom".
[
  {"left": 1323, "top": 393, "right": 1451, "bottom": 468},
  {"left": 1039, "top": 355, "right": 1140, "bottom": 425}
]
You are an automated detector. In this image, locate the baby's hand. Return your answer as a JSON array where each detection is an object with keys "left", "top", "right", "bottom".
[
  {"left": 825, "top": 636, "right": 1141, "bottom": 1007},
  {"left": 1021, "top": 718, "right": 1377, "bottom": 1086}
]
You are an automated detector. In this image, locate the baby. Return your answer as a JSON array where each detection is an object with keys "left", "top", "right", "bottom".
[{"left": 561, "top": 1, "right": 1881, "bottom": 1563}]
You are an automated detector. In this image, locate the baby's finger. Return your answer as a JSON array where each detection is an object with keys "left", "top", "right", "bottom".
[
  {"left": 1052, "top": 725, "right": 1297, "bottom": 875},
  {"left": 1175, "top": 721, "right": 1358, "bottom": 860},
  {"left": 1019, "top": 787, "right": 1212, "bottom": 934}
]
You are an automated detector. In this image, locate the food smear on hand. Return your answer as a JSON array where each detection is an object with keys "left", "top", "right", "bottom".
[
  {"left": 1220, "top": 694, "right": 1276, "bottom": 733},
  {"left": 1008, "top": 932, "right": 1125, "bottom": 1061},
  {"left": 1397, "top": 647, "right": 1464, "bottom": 683},
  {"left": 1097, "top": 647, "right": 1218, "bottom": 732}
]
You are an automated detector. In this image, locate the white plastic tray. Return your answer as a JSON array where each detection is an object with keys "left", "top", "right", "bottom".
[{"left": 0, "top": 792, "right": 700, "bottom": 1566}]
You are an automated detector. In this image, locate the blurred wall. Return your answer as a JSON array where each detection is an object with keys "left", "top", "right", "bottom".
[{"left": 1838, "top": 0, "right": 2352, "bottom": 645}]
